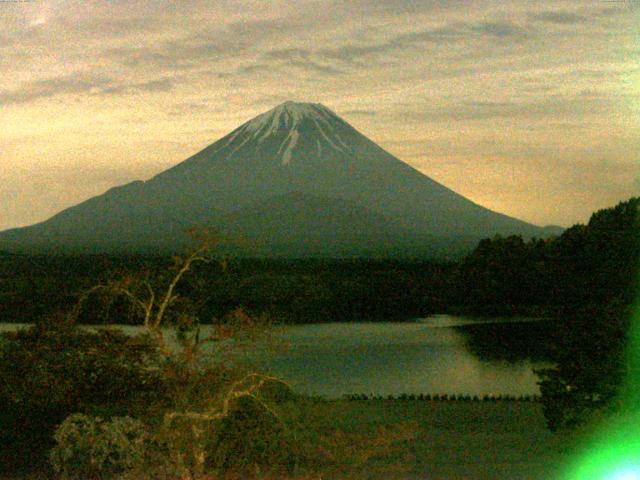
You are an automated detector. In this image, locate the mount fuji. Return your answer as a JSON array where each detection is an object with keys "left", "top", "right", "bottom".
[{"left": 0, "top": 101, "right": 561, "bottom": 257}]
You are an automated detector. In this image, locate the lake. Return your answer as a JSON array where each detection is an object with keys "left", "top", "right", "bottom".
[
  {"left": 262, "top": 316, "right": 551, "bottom": 398},
  {"left": 0, "top": 315, "right": 551, "bottom": 399}
]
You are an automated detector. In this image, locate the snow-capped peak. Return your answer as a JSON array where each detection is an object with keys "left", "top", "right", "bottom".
[
  {"left": 224, "top": 101, "right": 350, "bottom": 163},
  {"left": 243, "top": 101, "right": 338, "bottom": 136},
  {"left": 218, "top": 101, "right": 352, "bottom": 165}
]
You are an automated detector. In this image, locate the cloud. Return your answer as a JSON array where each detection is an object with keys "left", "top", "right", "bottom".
[
  {"left": 0, "top": 75, "right": 175, "bottom": 105},
  {"left": 398, "top": 92, "right": 624, "bottom": 123},
  {"left": 262, "top": 48, "right": 344, "bottom": 75},
  {"left": 225, "top": 17, "right": 295, "bottom": 39},
  {"left": 595, "top": 5, "right": 633, "bottom": 17},
  {"left": 234, "top": 63, "right": 273, "bottom": 75},
  {"left": 1, "top": 0, "right": 638, "bottom": 230},
  {"left": 396, "top": 23, "right": 468, "bottom": 43},
  {"left": 317, "top": 20, "right": 527, "bottom": 64},
  {"left": 319, "top": 44, "right": 388, "bottom": 63},
  {"left": 104, "top": 37, "right": 229, "bottom": 71},
  {"left": 211, "top": 50, "right": 345, "bottom": 79},
  {"left": 528, "top": 10, "right": 588, "bottom": 25},
  {"left": 58, "top": 15, "right": 163, "bottom": 37},
  {"left": 0, "top": 75, "right": 112, "bottom": 105},
  {"left": 290, "top": 59, "right": 344, "bottom": 75},
  {"left": 100, "top": 78, "right": 176, "bottom": 95},
  {"left": 95, "top": 13, "right": 531, "bottom": 78},
  {"left": 232, "top": 60, "right": 341, "bottom": 78},
  {"left": 470, "top": 21, "right": 528, "bottom": 38},
  {"left": 106, "top": 47, "right": 198, "bottom": 70},
  {"left": 166, "top": 101, "right": 219, "bottom": 117},
  {"left": 335, "top": 0, "right": 461, "bottom": 18},
  {"left": 316, "top": 24, "right": 467, "bottom": 63},
  {"left": 264, "top": 48, "right": 312, "bottom": 60},
  {"left": 342, "top": 109, "right": 377, "bottom": 117},
  {"left": 102, "top": 16, "right": 308, "bottom": 74}
]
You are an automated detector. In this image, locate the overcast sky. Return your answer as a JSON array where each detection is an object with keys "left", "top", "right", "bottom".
[{"left": 1, "top": 0, "right": 638, "bottom": 230}]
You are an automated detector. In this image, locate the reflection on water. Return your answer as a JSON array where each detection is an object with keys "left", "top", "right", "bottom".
[
  {"left": 0, "top": 316, "right": 552, "bottom": 399},
  {"left": 264, "top": 317, "right": 551, "bottom": 398}
]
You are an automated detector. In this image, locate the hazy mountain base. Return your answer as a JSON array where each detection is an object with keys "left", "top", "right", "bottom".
[
  {"left": 0, "top": 194, "right": 522, "bottom": 259},
  {"left": 0, "top": 229, "right": 483, "bottom": 259}
]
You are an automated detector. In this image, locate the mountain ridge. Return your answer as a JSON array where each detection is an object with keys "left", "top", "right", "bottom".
[{"left": 0, "top": 101, "right": 563, "bottom": 257}]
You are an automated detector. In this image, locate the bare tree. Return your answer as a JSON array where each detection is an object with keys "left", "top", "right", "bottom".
[
  {"left": 73, "top": 228, "right": 287, "bottom": 479},
  {"left": 73, "top": 228, "right": 219, "bottom": 352}
]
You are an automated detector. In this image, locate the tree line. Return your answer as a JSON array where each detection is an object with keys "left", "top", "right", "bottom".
[{"left": 1, "top": 200, "right": 636, "bottom": 327}]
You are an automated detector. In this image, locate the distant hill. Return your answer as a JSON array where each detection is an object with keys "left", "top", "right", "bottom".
[{"left": 0, "top": 101, "right": 563, "bottom": 257}]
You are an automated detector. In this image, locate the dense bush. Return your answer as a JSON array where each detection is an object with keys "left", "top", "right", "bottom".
[
  {"left": 206, "top": 396, "right": 298, "bottom": 475},
  {"left": 453, "top": 235, "right": 551, "bottom": 315},
  {"left": 0, "top": 316, "right": 162, "bottom": 473},
  {"left": 535, "top": 198, "right": 640, "bottom": 430},
  {"left": 456, "top": 198, "right": 639, "bottom": 314},
  {"left": 50, "top": 414, "right": 148, "bottom": 479},
  {"left": 537, "top": 302, "right": 630, "bottom": 430}
]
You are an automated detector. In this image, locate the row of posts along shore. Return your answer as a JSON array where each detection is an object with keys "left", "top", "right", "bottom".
[{"left": 342, "top": 393, "right": 541, "bottom": 402}]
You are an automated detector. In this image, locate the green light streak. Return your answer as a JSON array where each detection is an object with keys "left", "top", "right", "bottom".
[{"left": 561, "top": 288, "right": 640, "bottom": 479}]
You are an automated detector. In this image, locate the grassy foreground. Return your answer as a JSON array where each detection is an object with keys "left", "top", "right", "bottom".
[
  {"left": 298, "top": 398, "right": 574, "bottom": 480},
  {"left": 1, "top": 398, "right": 579, "bottom": 480}
]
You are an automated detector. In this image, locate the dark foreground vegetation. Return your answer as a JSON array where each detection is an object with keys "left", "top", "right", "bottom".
[
  {"left": 0, "top": 197, "right": 637, "bottom": 478},
  {"left": 0, "top": 320, "right": 570, "bottom": 480}
]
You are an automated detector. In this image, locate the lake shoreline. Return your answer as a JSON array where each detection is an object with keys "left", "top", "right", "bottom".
[{"left": 1, "top": 316, "right": 552, "bottom": 399}]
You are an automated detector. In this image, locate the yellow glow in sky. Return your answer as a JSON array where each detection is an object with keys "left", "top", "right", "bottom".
[{"left": 0, "top": 0, "right": 638, "bottom": 230}]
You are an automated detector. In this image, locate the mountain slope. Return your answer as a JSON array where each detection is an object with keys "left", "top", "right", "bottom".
[
  {"left": 219, "top": 192, "right": 421, "bottom": 257},
  {"left": 0, "top": 101, "right": 561, "bottom": 256}
]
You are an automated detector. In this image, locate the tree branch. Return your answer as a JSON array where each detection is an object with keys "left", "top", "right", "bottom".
[{"left": 163, "top": 374, "right": 287, "bottom": 427}]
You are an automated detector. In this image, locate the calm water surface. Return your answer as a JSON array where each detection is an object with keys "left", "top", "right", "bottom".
[
  {"left": 0, "top": 315, "right": 549, "bottom": 399},
  {"left": 264, "top": 316, "right": 548, "bottom": 398}
]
